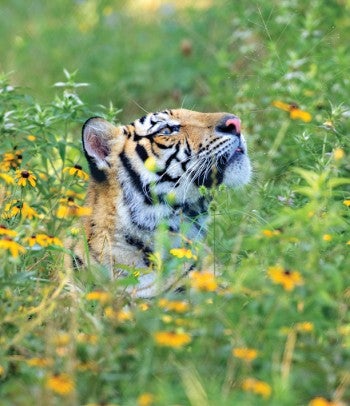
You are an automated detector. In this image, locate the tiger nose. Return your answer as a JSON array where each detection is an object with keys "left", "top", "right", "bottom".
[{"left": 216, "top": 115, "right": 241, "bottom": 136}]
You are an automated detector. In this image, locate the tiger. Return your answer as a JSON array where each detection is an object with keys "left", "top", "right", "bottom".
[{"left": 68, "top": 108, "right": 251, "bottom": 298}]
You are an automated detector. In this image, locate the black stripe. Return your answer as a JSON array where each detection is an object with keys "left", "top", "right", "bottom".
[
  {"left": 120, "top": 152, "right": 152, "bottom": 204},
  {"left": 153, "top": 140, "right": 169, "bottom": 149},
  {"left": 135, "top": 144, "right": 149, "bottom": 161}
]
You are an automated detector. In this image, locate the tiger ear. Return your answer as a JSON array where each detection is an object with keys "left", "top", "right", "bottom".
[{"left": 82, "top": 117, "right": 121, "bottom": 182}]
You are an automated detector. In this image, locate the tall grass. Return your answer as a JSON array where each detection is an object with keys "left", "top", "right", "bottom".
[{"left": 1, "top": 0, "right": 350, "bottom": 405}]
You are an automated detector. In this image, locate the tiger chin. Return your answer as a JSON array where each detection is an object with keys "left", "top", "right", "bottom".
[{"left": 68, "top": 109, "right": 251, "bottom": 298}]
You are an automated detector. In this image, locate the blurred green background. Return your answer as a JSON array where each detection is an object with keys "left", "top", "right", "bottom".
[{"left": 2, "top": 0, "right": 350, "bottom": 123}]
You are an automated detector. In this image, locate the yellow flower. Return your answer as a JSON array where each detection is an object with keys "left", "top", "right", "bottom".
[
  {"left": 233, "top": 347, "right": 259, "bottom": 362},
  {"left": 15, "top": 170, "right": 37, "bottom": 187},
  {"left": 272, "top": 100, "right": 312, "bottom": 122},
  {"left": 170, "top": 247, "right": 197, "bottom": 260},
  {"left": 262, "top": 229, "right": 281, "bottom": 238},
  {"left": 144, "top": 156, "right": 158, "bottom": 172},
  {"left": 154, "top": 331, "right": 192, "bottom": 348},
  {"left": 1, "top": 149, "right": 23, "bottom": 170},
  {"left": 76, "top": 333, "right": 98, "bottom": 345},
  {"left": 46, "top": 373, "right": 75, "bottom": 396},
  {"left": 104, "top": 306, "right": 133, "bottom": 322},
  {"left": 308, "top": 397, "right": 339, "bottom": 406},
  {"left": 268, "top": 265, "right": 304, "bottom": 291},
  {"left": 86, "top": 290, "right": 111, "bottom": 304},
  {"left": 296, "top": 322, "right": 314, "bottom": 333},
  {"left": 333, "top": 148, "right": 345, "bottom": 161},
  {"left": 190, "top": 271, "right": 218, "bottom": 292},
  {"left": 322, "top": 234, "right": 332, "bottom": 242},
  {"left": 0, "top": 225, "right": 17, "bottom": 238},
  {"left": 63, "top": 164, "right": 89, "bottom": 181},
  {"left": 56, "top": 197, "right": 92, "bottom": 218},
  {"left": 0, "top": 237, "right": 26, "bottom": 257},
  {"left": 26, "top": 357, "right": 53, "bottom": 368},
  {"left": 0, "top": 365, "right": 4, "bottom": 377},
  {"left": 138, "top": 392, "right": 154, "bottom": 406},
  {"left": 158, "top": 298, "right": 189, "bottom": 313},
  {"left": 2, "top": 201, "right": 39, "bottom": 220},
  {"left": 343, "top": 199, "right": 350, "bottom": 207},
  {"left": 242, "top": 378, "right": 272, "bottom": 399},
  {"left": 0, "top": 172, "right": 14, "bottom": 184},
  {"left": 27, "top": 135, "right": 36, "bottom": 141}
]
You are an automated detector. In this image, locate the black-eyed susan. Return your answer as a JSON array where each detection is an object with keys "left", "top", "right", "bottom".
[
  {"left": 86, "top": 290, "right": 111, "bottom": 304},
  {"left": 1, "top": 150, "right": 23, "bottom": 171},
  {"left": 232, "top": 347, "right": 259, "bottom": 362},
  {"left": 308, "top": 397, "right": 340, "bottom": 406},
  {"left": 158, "top": 298, "right": 189, "bottom": 313},
  {"left": 296, "top": 322, "right": 314, "bottom": 333},
  {"left": 154, "top": 330, "right": 192, "bottom": 348},
  {"left": 170, "top": 247, "right": 197, "bottom": 260},
  {"left": 26, "top": 357, "right": 53, "bottom": 368},
  {"left": 343, "top": 199, "right": 350, "bottom": 207},
  {"left": 272, "top": 100, "right": 312, "bottom": 123},
  {"left": 2, "top": 201, "right": 39, "bottom": 220},
  {"left": 56, "top": 197, "right": 91, "bottom": 218},
  {"left": 0, "top": 225, "right": 17, "bottom": 238},
  {"left": 137, "top": 392, "right": 155, "bottom": 406},
  {"left": 46, "top": 373, "right": 75, "bottom": 396},
  {"left": 268, "top": 265, "right": 304, "bottom": 291},
  {"left": 0, "top": 237, "right": 26, "bottom": 257},
  {"left": 15, "top": 170, "right": 37, "bottom": 187},
  {"left": 63, "top": 164, "right": 89, "bottom": 181},
  {"left": 242, "top": 378, "right": 272, "bottom": 399},
  {"left": 0, "top": 172, "right": 14, "bottom": 184},
  {"left": 190, "top": 271, "right": 218, "bottom": 292}
]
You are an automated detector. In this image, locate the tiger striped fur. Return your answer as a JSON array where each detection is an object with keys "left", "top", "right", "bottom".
[{"left": 69, "top": 109, "right": 251, "bottom": 297}]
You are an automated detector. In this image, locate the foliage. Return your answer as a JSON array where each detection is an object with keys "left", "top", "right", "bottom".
[{"left": 1, "top": 1, "right": 350, "bottom": 405}]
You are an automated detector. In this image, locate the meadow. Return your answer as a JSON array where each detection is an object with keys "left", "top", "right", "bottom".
[{"left": 0, "top": 0, "right": 349, "bottom": 405}]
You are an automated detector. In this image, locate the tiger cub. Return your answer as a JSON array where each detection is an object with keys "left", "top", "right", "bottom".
[{"left": 69, "top": 109, "right": 251, "bottom": 297}]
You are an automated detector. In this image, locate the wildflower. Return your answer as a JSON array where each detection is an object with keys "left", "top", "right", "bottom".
[
  {"left": 139, "top": 302, "right": 150, "bottom": 311},
  {"left": 262, "top": 229, "right": 281, "bottom": 238},
  {"left": 46, "top": 373, "right": 75, "bottom": 396},
  {"left": 233, "top": 347, "right": 259, "bottom": 362},
  {"left": 63, "top": 164, "right": 89, "bottom": 181},
  {"left": 0, "top": 225, "right": 17, "bottom": 238},
  {"left": 343, "top": 199, "right": 350, "bottom": 207},
  {"left": 154, "top": 330, "right": 192, "bottom": 348},
  {"left": 242, "top": 378, "right": 272, "bottom": 399},
  {"left": 190, "top": 271, "right": 218, "bottom": 292},
  {"left": 321, "top": 120, "right": 335, "bottom": 130},
  {"left": 308, "top": 397, "right": 339, "bottom": 406},
  {"left": 1, "top": 150, "right": 23, "bottom": 170},
  {"left": 170, "top": 247, "right": 197, "bottom": 260},
  {"left": 104, "top": 306, "right": 133, "bottom": 322},
  {"left": 56, "top": 197, "right": 91, "bottom": 218},
  {"left": 52, "top": 332, "right": 70, "bottom": 347},
  {"left": 138, "top": 392, "right": 155, "bottom": 406},
  {"left": 26, "top": 357, "right": 53, "bottom": 367},
  {"left": 333, "top": 148, "right": 345, "bottom": 161},
  {"left": 272, "top": 100, "right": 312, "bottom": 122},
  {"left": 27, "top": 135, "right": 36, "bottom": 141},
  {"left": 144, "top": 156, "right": 158, "bottom": 172},
  {"left": 2, "top": 201, "right": 39, "bottom": 220},
  {"left": 0, "top": 237, "right": 26, "bottom": 257},
  {"left": 158, "top": 298, "right": 189, "bottom": 313},
  {"left": 76, "top": 333, "right": 98, "bottom": 345},
  {"left": 15, "top": 170, "right": 37, "bottom": 187},
  {"left": 268, "top": 265, "right": 304, "bottom": 291},
  {"left": 322, "top": 234, "right": 332, "bottom": 242},
  {"left": 0, "top": 365, "right": 4, "bottom": 377},
  {"left": 26, "top": 234, "right": 49, "bottom": 247},
  {"left": 296, "top": 322, "right": 314, "bottom": 333},
  {"left": 0, "top": 172, "right": 14, "bottom": 184},
  {"left": 86, "top": 290, "right": 111, "bottom": 304}
]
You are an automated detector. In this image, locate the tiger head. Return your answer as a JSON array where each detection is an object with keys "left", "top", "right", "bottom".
[{"left": 82, "top": 109, "right": 251, "bottom": 207}]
